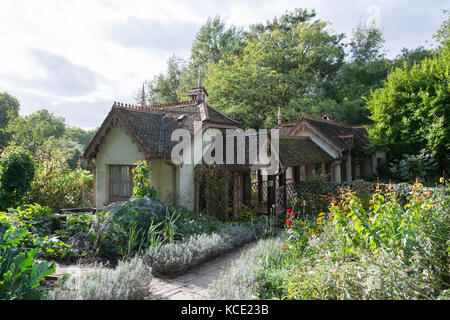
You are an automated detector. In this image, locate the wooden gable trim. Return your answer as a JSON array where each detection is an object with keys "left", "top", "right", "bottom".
[
  {"left": 82, "top": 107, "right": 150, "bottom": 163},
  {"left": 287, "top": 119, "right": 344, "bottom": 153}
]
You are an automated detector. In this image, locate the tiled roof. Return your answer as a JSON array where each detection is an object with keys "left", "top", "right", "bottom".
[
  {"left": 279, "top": 137, "right": 334, "bottom": 166},
  {"left": 83, "top": 100, "right": 241, "bottom": 161},
  {"left": 282, "top": 115, "right": 370, "bottom": 154}
]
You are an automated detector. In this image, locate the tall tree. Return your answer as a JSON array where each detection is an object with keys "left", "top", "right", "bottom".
[
  {"left": 366, "top": 42, "right": 450, "bottom": 178},
  {"left": 144, "top": 55, "right": 185, "bottom": 105},
  {"left": 433, "top": 9, "right": 449, "bottom": 46},
  {"left": 205, "top": 10, "right": 345, "bottom": 129},
  {"left": 6, "top": 109, "right": 66, "bottom": 154},
  {"left": 0, "top": 92, "right": 20, "bottom": 149},
  {"left": 349, "top": 23, "right": 386, "bottom": 65},
  {"left": 190, "top": 16, "right": 244, "bottom": 70}
]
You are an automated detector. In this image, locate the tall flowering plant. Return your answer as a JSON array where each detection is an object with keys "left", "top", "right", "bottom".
[{"left": 282, "top": 208, "right": 314, "bottom": 258}]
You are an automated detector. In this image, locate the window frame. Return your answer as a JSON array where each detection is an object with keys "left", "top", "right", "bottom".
[{"left": 109, "top": 164, "right": 134, "bottom": 202}]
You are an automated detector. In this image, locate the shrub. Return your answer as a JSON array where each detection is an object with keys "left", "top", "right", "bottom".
[
  {"left": 131, "top": 160, "right": 156, "bottom": 200},
  {"left": 143, "top": 223, "right": 269, "bottom": 277},
  {"left": 207, "top": 237, "right": 284, "bottom": 300},
  {"left": 0, "top": 223, "right": 56, "bottom": 300},
  {"left": 389, "top": 150, "right": 439, "bottom": 184},
  {"left": 46, "top": 256, "right": 152, "bottom": 300},
  {"left": 0, "top": 145, "right": 36, "bottom": 210},
  {"left": 96, "top": 199, "right": 178, "bottom": 259},
  {"left": 0, "top": 204, "right": 74, "bottom": 261},
  {"left": 281, "top": 180, "right": 450, "bottom": 300},
  {"left": 29, "top": 139, "right": 92, "bottom": 210}
]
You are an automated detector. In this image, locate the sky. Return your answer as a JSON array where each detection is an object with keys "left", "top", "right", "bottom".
[{"left": 0, "top": 0, "right": 447, "bottom": 129}]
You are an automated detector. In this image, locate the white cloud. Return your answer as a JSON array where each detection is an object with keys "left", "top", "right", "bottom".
[{"left": 0, "top": 0, "right": 447, "bottom": 129}]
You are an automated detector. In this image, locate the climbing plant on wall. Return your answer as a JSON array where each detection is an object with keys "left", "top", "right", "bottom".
[
  {"left": 194, "top": 164, "right": 231, "bottom": 220},
  {"left": 131, "top": 160, "right": 157, "bottom": 200}
]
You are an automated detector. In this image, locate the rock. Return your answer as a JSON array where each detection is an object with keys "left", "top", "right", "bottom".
[
  {"left": 98, "top": 197, "right": 175, "bottom": 229},
  {"left": 97, "top": 201, "right": 127, "bottom": 215},
  {"left": 67, "top": 231, "right": 91, "bottom": 252}
]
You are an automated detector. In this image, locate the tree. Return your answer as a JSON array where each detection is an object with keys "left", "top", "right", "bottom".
[
  {"left": 137, "top": 17, "right": 245, "bottom": 105},
  {"left": 349, "top": 23, "right": 386, "bottom": 65},
  {"left": 366, "top": 43, "right": 450, "bottom": 179},
  {"left": 29, "top": 138, "right": 92, "bottom": 210},
  {"left": 144, "top": 55, "right": 185, "bottom": 105},
  {"left": 64, "top": 126, "right": 97, "bottom": 149},
  {"left": 205, "top": 10, "right": 345, "bottom": 129},
  {"left": 6, "top": 109, "right": 66, "bottom": 154},
  {"left": 0, "top": 145, "right": 36, "bottom": 210},
  {"left": 0, "top": 92, "right": 20, "bottom": 149},
  {"left": 190, "top": 16, "right": 244, "bottom": 70},
  {"left": 433, "top": 9, "right": 449, "bottom": 46}
]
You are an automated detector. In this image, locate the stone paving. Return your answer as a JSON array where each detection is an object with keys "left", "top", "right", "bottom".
[{"left": 148, "top": 243, "right": 252, "bottom": 300}]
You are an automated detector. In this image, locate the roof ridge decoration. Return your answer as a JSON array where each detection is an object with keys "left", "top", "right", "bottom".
[
  {"left": 302, "top": 114, "right": 356, "bottom": 128},
  {"left": 281, "top": 115, "right": 370, "bottom": 129},
  {"left": 112, "top": 100, "right": 195, "bottom": 113}
]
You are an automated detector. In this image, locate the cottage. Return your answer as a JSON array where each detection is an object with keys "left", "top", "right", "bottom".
[
  {"left": 83, "top": 79, "right": 383, "bottom": 214},
  {"left": 279, "top": 113, "right": 385, "bottom": 183},
  {"left": 82, "top": 79, "right": 254, "bottom": 212}
]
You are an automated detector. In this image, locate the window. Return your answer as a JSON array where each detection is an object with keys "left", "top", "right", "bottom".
[{"left": 109, "top": 165, "right": 134, "bottom": 201}]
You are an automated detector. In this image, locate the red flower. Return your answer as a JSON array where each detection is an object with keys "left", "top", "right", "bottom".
[
  {"left": 286, "top": 209, "right": 294, "bottom": 216},
  {"left": 286, "top": 219, "right": 294, "bottom": 227},
  {"left": 282, "top": 244, "right": 287, "bottom": 250}
]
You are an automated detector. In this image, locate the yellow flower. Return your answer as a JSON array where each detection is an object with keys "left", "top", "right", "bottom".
[{"left": 439, "top": 177, "right": 444, "bottom": 183}]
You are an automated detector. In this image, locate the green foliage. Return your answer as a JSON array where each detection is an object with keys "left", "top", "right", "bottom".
[
  {"left": 207, "top": 237, "right": 284, "bottom": 300},
  {"left": 283, "top": 182, "right": 450, "bottom": 299},
  {"left": 143, "top": 222, "right": 270, "bottom": 277},
  {"left": 349, "top": 24, "right": 385, "bottom": 65},
  {"left": 144, "top": 55, "right": 185, "bottom": 105},
  {"left": 389, "top": 150, "right": 439, "bottom": 184},
  {"left": 433, "top": 9, "right": 450, "bottom": 47},
  {"left": 0, "top": 145, "right": 36, "bottom": 210},
  {"left": 0, "top": 204, "right": 74, "bottom": 261},
  {"left": 205, "top": 9, "right": 345, "bottom": 129},
  {"left": 63, "top": 126, "right": 97, "bottom": 150},
  {"left": 217, "top": 181, "right": 449, "bottom": 300},
  {"left": 0, "top": 92, "right": 20, "bottom": 149},
  {"left": 131, "top": 160, "right": 156, "bottom": 200},
  {"left": 46, "top": 256, "right": 152, "bottom": 300},
  {"left": 0, "top": 223, "right": 56, "bottom": 300},
  {"left": 29, "top": 138, "right": 93, "bottom": 210},
  {"left": 366, "top": 42, "right": 450, "bottom": 177},
  {"left": 6, "top": 109, "right": 66, "bottom": 154},
  {"left": 2, "top": 203, "right": 55, "bottom": 236},
  {"left": 195, "top": 164, "right": 231, "bottom": 219},
  {"left": 190, "top": 16, "right": 244, "bottom": 71},
  {"left": 96, "top": 200, "right": 178, "bottom": 259}
]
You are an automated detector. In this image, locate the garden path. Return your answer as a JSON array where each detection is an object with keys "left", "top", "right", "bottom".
[
  {"left": 148, "top": 242, "right": 254, "bottom": 300},
  {"left": 50, "top": 241, "right": 253, "bottom": 300}
]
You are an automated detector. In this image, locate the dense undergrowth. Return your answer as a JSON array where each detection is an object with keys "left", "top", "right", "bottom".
[{"left": 210, "top": 180, "right": 450, "bottom": 300}]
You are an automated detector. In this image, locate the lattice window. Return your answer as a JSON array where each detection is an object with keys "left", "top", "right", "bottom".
[{"left": 109, "top": 165, "right": 134, "bottom": 202}]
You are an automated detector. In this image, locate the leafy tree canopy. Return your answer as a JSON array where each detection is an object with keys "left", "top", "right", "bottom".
[
  {"left": 0, "top": 92, "right": 20, "bottom": 149},
  {"left": 366, "top": 42, "right": 450, "bottom": 176},
  {"left": 0, "top": 144, "right": 36, "bottom": 210},
  {"left": 205, "top": 9, "right": 345, "bottom": 129},
  {"left": 6, "top": 109, "right": 66, "bottom": 154}
]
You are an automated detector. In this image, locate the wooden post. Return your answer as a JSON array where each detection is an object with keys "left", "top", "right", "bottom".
[
  {"left": 267, "top": 174, "right": 276, "bottom": 216},
  {"left": 257, "top": 170, "right": 263, "bottom": 204},
  {"left": 280, "top": 170, "right": 287, "bottom": 213},
  {"left": 242, "top": 172, "right": 251, "bottom": 207},
  {"left": 294, "top": 166, "right": 300, "bottom": 183},
  {"left": 91, "top": 162, "right": 96, "bottom": 209}
]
